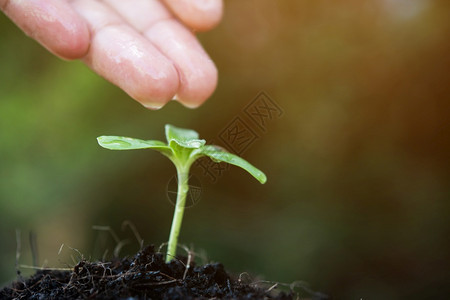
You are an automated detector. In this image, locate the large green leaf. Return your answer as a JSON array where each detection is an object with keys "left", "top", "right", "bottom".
[
  {"left": 165, "top": 124, "right": 205, "bottom": 149},
  {"left": 200, "top": 145, "right": 267, "bottom": 184},
  {"left": 98, "top": 126, "right": 267, "bottom": 184},
  {"left": 97, "top": 136, "right": 172, "bottom": 154}
]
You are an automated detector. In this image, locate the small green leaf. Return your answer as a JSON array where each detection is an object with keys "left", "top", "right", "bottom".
[
  {"left": 97, "top": 136, "right": 171, "bottom": 153},
  {"left": 165, "top": 124, "right": 206, "bottom": 149},
  {"left": 200, "top": 145, "right": 267, "bottom": 184}
]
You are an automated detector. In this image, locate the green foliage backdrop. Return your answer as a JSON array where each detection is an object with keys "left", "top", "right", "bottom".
[{"left": 1, "top": 1, "right": 449, "bottom": 298}]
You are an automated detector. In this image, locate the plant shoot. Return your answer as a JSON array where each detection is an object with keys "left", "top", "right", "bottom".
[{"left": 97, "top": 124, "right": 266, "bottom": 262}]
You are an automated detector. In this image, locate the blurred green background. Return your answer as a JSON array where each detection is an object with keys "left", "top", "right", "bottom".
[{"left": 1, "top": 0, "right": 450, "bottom": 298}]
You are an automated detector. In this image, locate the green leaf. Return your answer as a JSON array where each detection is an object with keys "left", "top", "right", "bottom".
[
  {"left": 97, "top": 136, "right": 172, "bottom": 154},
  {"left": 165, "top": 124, "right": 206, "bottom": 149},
  {"left": 200, "top": 145, "right": 267, "bottom": 184}
]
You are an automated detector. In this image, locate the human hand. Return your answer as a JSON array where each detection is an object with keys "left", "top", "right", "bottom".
[{"left": 1, "top": 0, "right": 222, "bottom": 109}]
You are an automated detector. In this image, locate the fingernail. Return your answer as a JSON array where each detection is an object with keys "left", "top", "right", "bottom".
[
  {"left": 181, "top": 102, "right": 201, "bottom": 109},
  {"left": 142, "top": 102, "right": 164, "bottom": 110},
  {"left": 171, "top": 94, "right": 201, "bottom": 109}
]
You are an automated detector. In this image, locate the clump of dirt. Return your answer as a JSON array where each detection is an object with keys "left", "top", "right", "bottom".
[{"left": 1, "top": 245, "right": 310, "bottom": 299}]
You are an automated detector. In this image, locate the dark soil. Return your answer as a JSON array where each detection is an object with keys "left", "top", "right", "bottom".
[{"left": 1, "top": 245, "right": 326, "bottom": 299}]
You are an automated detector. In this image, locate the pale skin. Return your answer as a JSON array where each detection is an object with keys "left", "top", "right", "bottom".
[{"left": 0, "top": 0, "right": 223, "bottom": 109}]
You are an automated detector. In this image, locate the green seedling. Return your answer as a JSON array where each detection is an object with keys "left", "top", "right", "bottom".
[{"left": 97, "top": 124, "right": 266, "bottom": 262}]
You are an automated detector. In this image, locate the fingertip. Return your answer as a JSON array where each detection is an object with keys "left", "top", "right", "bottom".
[
  {"left": 130, "top": 68, "right": 179, "bottom": 110},
  {"left": 74, "top": 0, "right": 181, "bottom": 110},
  {"left": 109, "top": 57, "right": 179, "bottom": 111},
  {"left": 186, "top": 0, "right": 223, "bottom": 31},
  {"left": 144, "top": 19, "right": 218, "bottom": 109},
  {"left": 125, "top": 50, "right": 179, "bottom": 109},
  {"left": 164, "top": 0, "right": 223, "bottom": 32},
  {"left": 175, "top": 58, "right": 218, "bottom": 108},
  {"left": 51, "top": 21, "right": 90, "bottom": 60},
  {"left": 101, "top": 28, "right": 179, "bottom": 109}
]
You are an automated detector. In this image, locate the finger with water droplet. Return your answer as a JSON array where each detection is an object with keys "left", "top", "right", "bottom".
[
  {"left": 70, "top": 0, "right": 179, "bottom": 109},
  {"left": 144, "top": 19, "right": 218, "bottom": 108},
  {"left": 104, "top": 0, "right": 218, "bottom": 108}
]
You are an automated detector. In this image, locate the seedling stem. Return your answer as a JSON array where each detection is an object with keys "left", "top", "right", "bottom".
[{"left": 167, "top": 166, "right": 190, "bottom": 262}]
